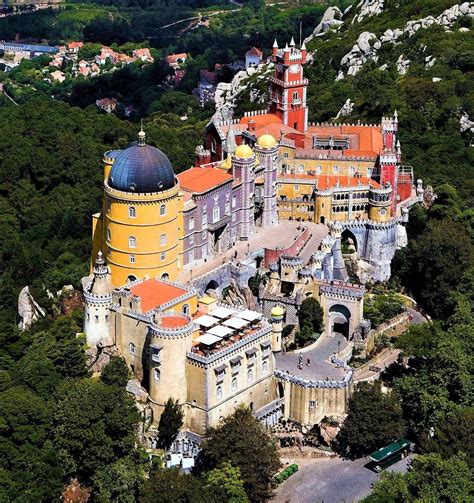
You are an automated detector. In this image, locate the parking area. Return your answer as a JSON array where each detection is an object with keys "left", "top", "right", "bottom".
[{"left": 273, "top": 454, "right": 413, "bottom": 503}]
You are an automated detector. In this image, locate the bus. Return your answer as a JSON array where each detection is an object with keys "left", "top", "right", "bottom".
[{"left": 368, "top": 438, "right": 413, "bottom": 472}]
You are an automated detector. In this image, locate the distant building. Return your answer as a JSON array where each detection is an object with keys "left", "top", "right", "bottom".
[
  {"left": 132, "top": 47, "right": 154, "bottom": 63},
  {"left": 50, "top": 70, "right": 65, "bottom": 82},
  {"left": 166, "top": 52, "right": 187, "bottom": 69},
  {"left": 197, "top": 69, "right": 217, "bottom": 106},
  {"left": 245, "top": 47, "right": 263, "bottom": 69},
  {"left": 96, "top": 97, "right": 117, "bottom": 113},
  {"left": 67, "top": 41, "right": 83, "bottom": 54}
]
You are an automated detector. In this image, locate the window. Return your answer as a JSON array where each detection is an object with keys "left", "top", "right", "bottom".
[
  {"left": 189, "top": 234, "right": 194, "bottom": 245},
  {"left": 232, "top": 194, "right": 237, "bottom": 208},
  {"left": 189, "top": 216, "right": 195, "bottom": 230},
  {"left": 225, "top": 200, "right": 230, "bottom": 214},
  {"left": 216, "top": 385, "right": 223, "bottom": 400},
  {"left": 202, "top": 205, "right": 208, "bottom": 226},
  {"left": 87, "top": 313, "right": 90, "bottom": 321},
  {"left": 213, "top": 205, "right": 220, "bottom": 223},
  {"left": 129, "top": 236, "right": 136, "bottom": 248},
  {"left": 247, "top": 368, "right": 254, "bottom": 383},
  {"left": 153, "top": 368, "right": 160, "bottom": 381},
  {"left": 182, "top": 304, "right": 189, "bottom": 315},
  {"left": 150, "top": 346, "right": 161, "bottom": 363},
  {"left": 106, "top": 228, "right": 111, "bottom": 241},
  {"left": 160, "top": 252, "right": 166, "bottom": 261},
  {"left": 231, "top": 377, "right": 238, "bottom": 392},
  {"left": 368, "top": 168, "right": 373, "bottom": 177},
  {"left": 292, "top": 90, "right": 298, "bottom": 100},
  {"left": 130, "top": 254, "right": 135, "bottom": 264},
  {"left": 309, "top": 400, "right": 316, "bottom": 409},
  {"left": 129, "top": 342, "right": 136, "bottom": 355},
  {"left": 160, "top": 204, "right": 166, "bottom": 216},
  {"left": 202, "top": 246, "right": 207, "bottom": 258},
  {"left": 316, "top": 164, "right": 322, "bottom": 174},
  {"left": 333, "top": 165, "right": 339, "bottom": 174},
  {"left": 284, "top": 152, "right": 289, "bottom": 158},
  {"left": 95, "top": 315, "right": 99, "bottom": 323},
  {"left": 349, "top": 166, "right": 355, "bottom": 175},
  {"left": 160, "top": 234, "right": 167, "bottom": 246},
  {"left": 129, "top": 206, "right": 136, "bottom": 218},
  {"left": 189, "top": 250, "right": 194, "bottom": 262},
  {"left": 294, "top": 184, "right": 299, "bottom": 190},
  {"left": 262, "top": 358, "right": 269, "bottom": 374}
]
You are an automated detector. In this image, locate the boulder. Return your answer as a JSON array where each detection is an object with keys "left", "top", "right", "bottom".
[
  {"left": 460, "top": 112, "right": 474, "bottom": 133},
  {"left": 305, "top": 6, "right": 343, "bottom": 43},
  {"left": 126, "top": 378, "right": 149, "bottom": 403},
  {"left": 17, "top": 286, "right": 46, "bottom": 330},
  {"left": 396, "top": 54, "right": 410, "bottom": 75},
  {"left": 335, "top": 98, "right": 354, "bottom": 119},
  {"left": 352, "top": 0, "right": 385, "bottom": 24}
]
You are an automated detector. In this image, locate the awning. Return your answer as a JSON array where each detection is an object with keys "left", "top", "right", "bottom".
[
  {"left": 236, "top": 309, "right": 262, "bottom": 322},
  {"left": 230, "top": 355, "right": 243, "bottom": 365},
  {"left": 223, "top": 317, "right": 249, "bottom": 329},
  {"left": 193, "top": 314, "right": 220, "bottom": 328},
  {"left": 207, "top": 325, "right": 234, "bottom": 338},
  {"left": 214, "top": 364, "right": 228, "bottom": 373},
  {"left": 195, "top": 333, "right": 221, "bottom": 346},
  {"left": 245, "top": 347, "right": 257, "bottom": 357},
  {"left": 210, "top": 306, "right": 236, "bottom": 319}
]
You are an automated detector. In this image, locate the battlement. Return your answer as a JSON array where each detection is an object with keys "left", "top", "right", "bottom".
[{"left": 319, "top": 279, "right": 365, "bottom": 300}]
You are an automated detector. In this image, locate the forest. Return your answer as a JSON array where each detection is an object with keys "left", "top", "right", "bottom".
[{"left": 0, "top": 0, "right": 472, "bottom": 500}]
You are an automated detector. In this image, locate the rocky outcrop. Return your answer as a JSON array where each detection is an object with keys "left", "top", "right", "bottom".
[
  {"left": 396, "top": 54, "right": 410, "bottom": 75},
  {"left": 339, "top": 3, "right": 474, "bottom": 78},
  {"left": 304, "top": 6, "right": 343, "bottom": 43},
  {"left": 335, "top": 98, "right": 354, "bottom": 119},
  {"left": 351, "top": 0, "right": 384, "bottom": 24},
  {"left": 222, "top": 279, "right": 257, "bottom": 310},
  {"left": 17, "top": 286, "right": 46, "bottom": 330},
  {"left": 126, "top": 378, "right": 149, "bottom": 403},
  {"left": 460, "top": 111, "right": 474, "bottom": 132},
  {"left": 213, "top": 65, "right": 271, "bottom": 122}
]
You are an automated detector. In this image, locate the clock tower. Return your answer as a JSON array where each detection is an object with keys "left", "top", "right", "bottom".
[{"left": 269, "top": 37, "right": 308, "bottom": 133}]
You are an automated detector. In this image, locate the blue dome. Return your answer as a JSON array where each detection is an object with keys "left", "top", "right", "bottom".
[{"left": 108, "top": 141, "right": 175, "bottom": 193}]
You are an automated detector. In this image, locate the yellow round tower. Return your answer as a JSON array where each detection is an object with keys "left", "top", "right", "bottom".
[
  {"left": 99, "top": 130, "right": 183, "bottom": 287},
  {"left": 368, "top": 184, "right": 392, "bottom": 223}
]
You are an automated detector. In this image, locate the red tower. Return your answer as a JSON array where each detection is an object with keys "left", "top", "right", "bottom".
[{"left": 269, "top": 38, "right": 308, "bottom": 132}]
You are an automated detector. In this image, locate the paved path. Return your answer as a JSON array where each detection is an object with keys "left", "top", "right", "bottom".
[
  {"left": 274, "top": 455, "right": 413, "bottom": 503},
  {"left": 276, "top": 334, "right": 349, "bottom": 380}
]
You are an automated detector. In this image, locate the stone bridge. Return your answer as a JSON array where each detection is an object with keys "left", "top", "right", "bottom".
[{"left": 190, "top": 262, "right": 257, "bottom": 296}]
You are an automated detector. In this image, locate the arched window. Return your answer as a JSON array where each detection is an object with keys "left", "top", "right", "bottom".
[
  {"left": 129, "top": 236, "right": 136, "bottom": 248},
  {"left": 153, "top": 368, "right": 160, "bottom": 381},
  {"left": 292, "top": 91, "right": 298, "bottom": 100},
  {"left": 129, "top": 254, "right": 135, "bottom": 264},
  {"left": 247, "top": 368, "right": 254, "bottom": 383},
  {"left": 160, "top": 252, "right": 166, "bottom": 261},
  {"left": 225, "top": 200, "right": 230, "bottom": 214},
  {"left": 182, "top": 304, "right": 189, "bottom": 315},
  {"left": 128, "top": 206, "right": 136, "bottom": 218},
  {"left": 129, "top": 342, "right": 136, "bottom": 355},
  {"left": 160, "top": 204, "right": 166, "bottom": 216},
  {"left": 107, "top": 228, "right": 111, "bottom": 241},
  {"left": 160, "top": 234, "right": 167, "bottom": 246},
  {"left": 232, "top": 194, "right": 237, "bottom": 208},
  {"left": 202, "top": 204, "right": 208, "bottom": 226},
  {"left": 216, "top": 385, "right": 223, "bottom": 400},
  {"left": 262, "top": 359, "right": 269, "bottom": 374},
  {"left": 333, "top": 165, "right": 339, "bottom": 174},
  {"left": 213, "top": 205, "right": 220, "bottom": 223},
  {"left": 231, "top": 377, "right": 237, "bottom": 392},
  {"left": 161, "top": 273, "right": 169, "bottom": 280},
  {"left": 189, "top": 216, "right": 195, "bottom": 230}
]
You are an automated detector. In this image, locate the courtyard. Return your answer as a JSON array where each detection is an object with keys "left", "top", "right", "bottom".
[{"left": 273, "top": 454, "right": 413, "bottom": 503}]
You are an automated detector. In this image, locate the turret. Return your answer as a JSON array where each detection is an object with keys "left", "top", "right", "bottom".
[
  {"left": 255, "top": 134, "right": 279, "bottom": 228},
  {"left": 369, "top": 184, "right": 392, "bottom": 222},
  {"left": 232, "top": 144, "right": 256, "bottom": 239},
  {"left": 84, "top": 251, "right": 113, "bottom": 347},
  {"left": 270, "top": 305, "right": 285, "bottom": 352}
]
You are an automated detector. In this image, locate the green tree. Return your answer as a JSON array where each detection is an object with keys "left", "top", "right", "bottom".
[
  {"left": 54, "top": 378, "right": 140, "bottom": 483},
  {"left": 297, "top": 297, "right": 324, "bottom": 334},
  {"left": 203, "top": 461, "right": 249, "bottom": 503},
  {"left": 195, "top": 406, "right": 280, "bottom": 502},
  {"left": 140, "top": 467, "right": 211, "bottom": 503},
  {"left": 101, "top": 355, "right": 129, "bottom": 388},
  {"left": 157, "top": 398, "right": 184, "bottom": 450},
  {"left": 336, "top": 382, "right": 407, "bottom": 459},
  {"left": 406, "top": 453, "right": 473, "bottom": 501},
  {"left": 362, "top": 472, "right": 410, "bottom": 503}
]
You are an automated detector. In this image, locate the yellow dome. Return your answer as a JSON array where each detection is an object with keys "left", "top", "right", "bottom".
[
  {"left": 234, "top": 144, "right": 253, "bottom": 159},
  {"left": 220, "top": 154, "right": 232, "bottom": 170},
  {"left": 271, "top": 305, "right": 285, "bottom": 317},
  {"left": 257, "top": 134, "right": 277, "bottom": 149}
]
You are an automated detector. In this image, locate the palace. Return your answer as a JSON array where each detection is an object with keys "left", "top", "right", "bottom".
[{"left": 85, "top": 40, "right": 422, "bottom": 456}]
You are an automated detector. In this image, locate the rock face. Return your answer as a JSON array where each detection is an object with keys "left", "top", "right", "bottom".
[
  {"left": 17, "top": 286, "right": 46, "bottom": 330},
  {"left": 335, "top": 98, "right": 354, "bottom": 119},
  {"left": 396, "top": 54, "right": 410, "bottom": 75},
  {"left": 338, "top": 3, "right": 474, "bottom": 78},
  {"left": 460, "top": 112, "right": 474, "bottom": 133},
  {"left": 213, "top": 65, "right": 271, "bottom": 122},
  {"left": 126, "top": 378, "right": 149, "bottom": 403},
  {"left": 222, "top": 279, "right": 257, "bottom": 310},
  {"left": 352, "top": 0, "right": 384, "bottom": 24},
  {"left": 305, "top": 6, "right": 343, "bottom": 43}
]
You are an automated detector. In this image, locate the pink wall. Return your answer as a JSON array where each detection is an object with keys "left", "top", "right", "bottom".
[{"left": 264, "top": 227, "right": 309, "bottom": 267}]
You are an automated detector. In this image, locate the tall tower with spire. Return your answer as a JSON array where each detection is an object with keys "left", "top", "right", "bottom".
[
  {"left": 269, "top": 37, "right": 308, "bottom": 132},
  {"left": 84, "top": 251, "right": 113, "bottom": 347}
]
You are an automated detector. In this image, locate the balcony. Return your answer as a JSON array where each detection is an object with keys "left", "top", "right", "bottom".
[{"left": 207, "top": 214, "right": 231, "bottom": 231}]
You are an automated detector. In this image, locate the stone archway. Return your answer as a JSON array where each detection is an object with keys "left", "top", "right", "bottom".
[
  {"left": 329, "top": 304, "right": 351, "bottom": 339},
  {"left": 127, "top": 275, "right": 137, "bottom": 283},
  {"left": 277, "top": 382, "right": 284, "bottom": 399},
  {"left": 341, "top": 229, "right": 358, "bottom": 253},
  {"left": 205, "top": 279, "right": 220, "bottom": 293}
]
